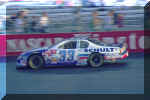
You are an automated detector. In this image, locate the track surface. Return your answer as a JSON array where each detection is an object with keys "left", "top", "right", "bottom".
[{"left": 6, "top": 54, "right": 144, "bottom": 94}]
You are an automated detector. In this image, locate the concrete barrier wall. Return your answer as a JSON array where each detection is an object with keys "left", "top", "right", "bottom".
[{"left": 5, "top": 30, "right": 150, "bottom": 56}]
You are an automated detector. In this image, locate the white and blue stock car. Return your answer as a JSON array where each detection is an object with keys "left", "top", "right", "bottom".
[{"left": 17, "top": 37, "right": 128, "bottom": 69}]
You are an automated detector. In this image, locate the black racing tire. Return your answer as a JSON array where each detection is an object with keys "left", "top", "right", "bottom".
[
  {"left": 88, "top": 52, "right": 104, "bottom": 68},
  {"left": 27, "top": 54, "right": 45, "bottom": 69}
]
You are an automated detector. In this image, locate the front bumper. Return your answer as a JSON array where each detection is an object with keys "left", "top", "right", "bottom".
[{"left": 16, "top": 56, "right": 27, "bottom": 68}]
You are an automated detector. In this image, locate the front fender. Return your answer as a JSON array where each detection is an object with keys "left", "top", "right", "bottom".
[{"left": 16, "top": 52, "right": 42, "bottom": 67}]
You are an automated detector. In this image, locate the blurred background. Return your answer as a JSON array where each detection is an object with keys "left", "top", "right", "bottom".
[
  {"left": 0, "top": 0, "right": 148, "bottom": 96},
  {"left": 0, "top": 0, "right": 148, "bottom": 34}
]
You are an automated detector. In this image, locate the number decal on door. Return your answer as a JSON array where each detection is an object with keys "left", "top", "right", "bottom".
[
  {"left": 67, "top": 50, "right": 75, "bottom": 61},
  {"left": 59, "top": 50, "right": 75, "bottom": 62},
  {"left": 59, "top": 50, "right": 66, "bottom": 62}
]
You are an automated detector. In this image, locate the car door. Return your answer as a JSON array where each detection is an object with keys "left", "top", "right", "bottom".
[
  {"left": 58, "top": 40, "right": 78, "bottom": 64},
  {"left": 75, "top": 40, "right": 90, "bottom": 65},
  {"left": 78, "top": 40, "right": 90, "bottom": 57},
  {"left": 78, "top": 40, "right": 89, "bottom": 52}
]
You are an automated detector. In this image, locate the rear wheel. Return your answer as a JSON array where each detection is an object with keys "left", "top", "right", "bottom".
[
  {"left": 28, "top": 54, "right": 45, "bottom": 69},
  {"left": 88, "top": 53, "right": 104, "bottom": 68}
]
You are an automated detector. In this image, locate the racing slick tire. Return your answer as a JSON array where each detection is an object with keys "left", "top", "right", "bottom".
[
  {"left": 27, "top": 54, "right": 45, "bottom": 69},
  {"left": 88, "top": 52, "right": 104, "bottom": 68}
]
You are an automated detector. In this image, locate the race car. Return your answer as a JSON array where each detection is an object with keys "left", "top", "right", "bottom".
[{"left": 16, "top": 37, "right": 128, "bottom": 69}]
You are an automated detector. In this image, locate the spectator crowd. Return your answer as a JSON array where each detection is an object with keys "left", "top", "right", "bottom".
[
  {"left": 6, "top": 10, "right": 49, "bottom": 33},
  {"left": 6, "top": 8, "right": 124, "bottom": 34}
]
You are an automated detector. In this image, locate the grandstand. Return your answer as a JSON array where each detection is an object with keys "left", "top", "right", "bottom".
[{"left": 2, "top": 3, "right": 145, "bottom": 34}]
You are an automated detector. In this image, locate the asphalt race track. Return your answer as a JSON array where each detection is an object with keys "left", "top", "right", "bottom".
[{"left": 6, "top": 53, "right": 144, "bottom": 94}]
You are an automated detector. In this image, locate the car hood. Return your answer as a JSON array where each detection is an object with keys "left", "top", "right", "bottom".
[
  {"left": 20, "top": 47, "right": 48, "bottom": 56},
  {"left": 29, "top": 47, "right": 48, "bottom": 52}
]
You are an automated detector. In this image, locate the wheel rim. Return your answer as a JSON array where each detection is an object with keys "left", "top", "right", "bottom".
[
  {"left": 89, "top": 53, "right": 103, "bottom": 67},
  {"left": 32, "top": 57, "right": 41, "bottom": 66},
  {"left": 29, "top": 55, "right": 43, "bottom": 69},
  {"left": 92, "top": 54, "right": 101, "bottom": 64}
]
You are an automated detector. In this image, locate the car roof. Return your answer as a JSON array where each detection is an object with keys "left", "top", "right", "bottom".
[{"left": 68, "top": 37, "right": 89, "bottom": 41}]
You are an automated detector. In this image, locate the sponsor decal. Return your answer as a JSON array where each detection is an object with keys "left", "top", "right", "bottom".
[
  {"left": 104, "top": 53, "right": 119, "bottom": 56},
  {"left": 78, "top": 54, "right": 89, "bottom": 59},
  {"left": 43, "top": 50, "right": 58, "bottom": 64},
  {"left": 77, "top": 54, "right": 88, "bottom": 65},
  {"left": 44, "top": 55, "right": 59, "bottom": 64},
  {"left": 85, "top": 48, "right": 114, "bottom": 52},
  {"left": 43, "top": 49, "right": 57, "bottom": 57},
  {"left": 78, "top": 54, "right": 89, "bottom": 57},
  {"left": 77, "top": 59, "right": 87, "bottom": 65},
  {"left": 79, "top": 57, "right": 88, "bottom": 60},
  {"left": 44, "top": 50, "right": 51, "bottom": 56},
  {"left": 50, "top": 57, "right": 58, "bottom": 64},
  {"left": 50, "top": 50, "right": 57, "bottom": 54}
]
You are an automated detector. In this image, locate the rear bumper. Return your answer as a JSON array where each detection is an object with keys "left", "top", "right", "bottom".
[
  {"left": 121, "top": 51, "right": 128, "bottom": 59},
  {"left": 104, "top": 51, "right": 128, "bottom": 60}
]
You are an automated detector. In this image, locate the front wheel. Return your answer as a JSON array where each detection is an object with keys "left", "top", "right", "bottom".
[
  {"left": 28, "top": 54, "right": 45, "bottom": 69},
  {"left": 88, "top": 53, "right": 104, "bottom": 68}
]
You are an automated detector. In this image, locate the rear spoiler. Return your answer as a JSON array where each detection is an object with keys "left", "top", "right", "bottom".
[{"left": 119, "top": 42, "right": 127, "bottom": 48}]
